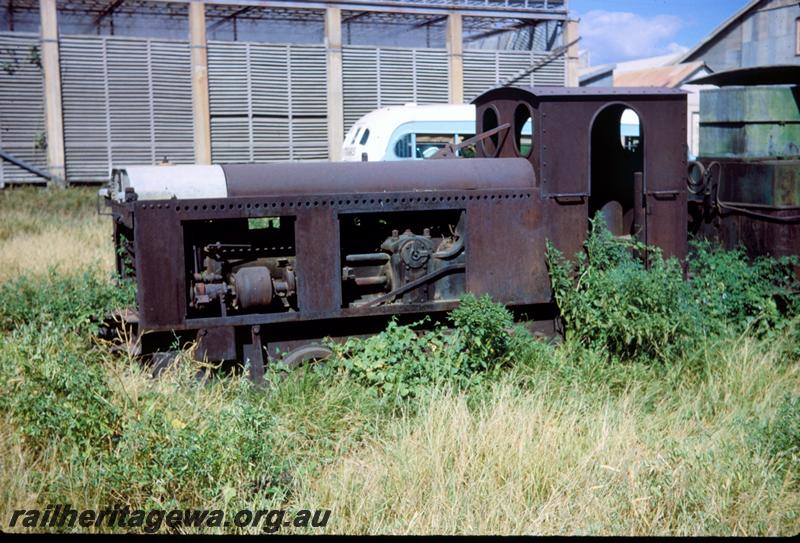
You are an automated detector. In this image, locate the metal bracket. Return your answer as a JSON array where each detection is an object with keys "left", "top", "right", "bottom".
[
  {"left": 551, "top": 193, "right": 587, "bottom": 205},
  {"left": 647, "top": 190, "right": 680, "bottom": 201},
  {"left": 242, "top": 325, "right": 265, "bottom": 384},
  {"left": 431, "top": 123, "right": 511, "bottom": 159},
  {"left": 363, "top": 262, "right": 466, "bottom": 308}
]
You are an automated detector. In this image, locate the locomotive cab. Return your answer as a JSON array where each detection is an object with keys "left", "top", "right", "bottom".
[{"left": 472, "top": 86, "right": 688, "bottom": 260}]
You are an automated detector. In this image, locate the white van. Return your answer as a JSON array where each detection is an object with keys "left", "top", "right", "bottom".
[{"left": 341, "top": 104, "right": 476, "bottom": 161}]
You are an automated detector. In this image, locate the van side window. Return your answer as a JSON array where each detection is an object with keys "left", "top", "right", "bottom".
[
  {"left": 415, "top": 134, "right": 456, "bottom": 159},
  {"left": 394, "top": 134, "right": 413, "bottom": 158},
  {"left": 359, "top": 129, "right": 370, "bottom": 145}
]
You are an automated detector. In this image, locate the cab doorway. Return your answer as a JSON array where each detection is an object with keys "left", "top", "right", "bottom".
[{"left": 589, "top": 105, "right": 644, "bottom": 237}]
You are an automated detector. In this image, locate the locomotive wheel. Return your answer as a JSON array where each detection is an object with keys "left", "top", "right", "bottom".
[
  {"left": 149, "top": 351, "right": 210, "bottom": 381},
  {"left": 99, "top": 308, "right": 140, "bottom": 358},
  {"left": 280, "top": 345, "right": 333, "bottom": 370},
  {"left": 149, "top": 351, "right": 179, "bottom": 378}
]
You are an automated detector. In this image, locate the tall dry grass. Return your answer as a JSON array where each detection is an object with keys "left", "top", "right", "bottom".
[
  {"left": 295, "top": 338, "right": 800, "bottom": 535},
  {"left": 0, "top": 187, "right": 113, "bottom": 282}
]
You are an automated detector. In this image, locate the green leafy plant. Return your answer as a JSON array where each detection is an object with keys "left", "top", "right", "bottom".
[
  {"left": 546, "top": 215, "right": 696, "bottom": 361},
  {"left": 688, "top": 240, "right": 799, "bottom": 336},
  {"left": 28, "top": 45, "right": 41, "bottom": 69},
  {"left": 545, "top": 215, "right": 799, "bottom": 362},
  {"left": 328, "top": 294, "right": 518, "bottom": 398},
  {"left": 33, "top": 130, "right": 47, "bottom": 151},
  {"left": 0, "top": 322, "right": 121, "bottom": 450},
  {"left": 0, "top": 269, "right": 135, "bottom": 334},
  {"left": 448, "top": 292, "right": 515, "bottom": 373}
]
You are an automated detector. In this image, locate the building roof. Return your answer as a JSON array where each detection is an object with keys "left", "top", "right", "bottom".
[
  {"left": 676, "top": 0, "right": 764, "bottom": 63},
  {"left": 690, "top": 64, "right": 800, "bottom": 86},
  {"left": 613, "top": 62, "right": 708, "bottom": 88},
  {"left": 577, "top": 63, "right": 616, "bottom": 85},
  {"left": 614, "top": 52, "right": 685, "bottom": 73}
]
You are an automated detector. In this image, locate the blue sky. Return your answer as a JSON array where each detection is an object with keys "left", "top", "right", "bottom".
[{"left": 569, "top": 0, "right": 751, "bottom": 65}]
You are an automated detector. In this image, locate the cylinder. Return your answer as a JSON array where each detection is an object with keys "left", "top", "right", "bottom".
[
  {"left": 232, "top": 267, "right": 273, "bottom": 309},
  {"left": 221, "top": 158, "right": 535, "bottom": 197}
]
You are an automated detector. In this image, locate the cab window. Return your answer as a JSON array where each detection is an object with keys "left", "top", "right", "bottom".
[{"left": 359, "top": 129, "right": 370, "bottom": 145}]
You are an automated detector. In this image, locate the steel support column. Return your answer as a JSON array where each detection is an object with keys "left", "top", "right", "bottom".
[
  {"left": 325, "top": 6, "right": 344, "bottom": 161},
  {"left": 190, "top": 1, "right": 212, "bottom": 164},
  {"left": 447, "top": 12, "right": 463, "bottom": 104},
  {"left": 39, "top": 0, "right": 66, "bottom": 187},
  {"left": 564, "top": 18, "right": 579, "bottom": 87}
]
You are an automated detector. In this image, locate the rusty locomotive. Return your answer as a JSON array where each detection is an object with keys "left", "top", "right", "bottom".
[{"left": 102, "top": 86, "right": 689, "bottom": 378}]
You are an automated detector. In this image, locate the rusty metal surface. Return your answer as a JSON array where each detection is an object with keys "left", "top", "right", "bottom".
[
  {"left": 689, "top": 80, "right": 800, "bottom": 260},
  {"left": 133, "top": 204, "right": 186, "bottom": 327},
  {"left": 295, "top": 206, "right": 342, "bottom": 317},
  {"left": 465, "top": 193, "right": 549, "bottom": 303},
  {"left": 699, "top": 86, "right": 800, "bottom": 159},
  {"left": 222, "top": 158, "right": 535, "bottom": 196},
  {"left": 109, "top": 84, "right": 692, "bottom": 369},
  {"left": 472, "top": 85, "right": 688, "bottom": 258},
  {"left": 195, "top": 326, "right": 237, "bottom": 361},
  {"left": 689, "top": 158, "right": 800, "bottom": 259}
]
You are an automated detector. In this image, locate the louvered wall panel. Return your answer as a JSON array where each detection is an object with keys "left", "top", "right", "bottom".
[
  {"left": 209, "top": 42, "right": 327, "bottom": 162},
  {"left": 533, "top": 53, "right": 565, "bottom": 86},
  {"left": 289, "top": 46, "right": 327, "bottom": 160},
  {"left": 498, "top": 51, "right": 536, "bottom": 86},
  {"left": 464, "top": 49, "right": 566, "bottom": 101},
  {"left": 414, "top": 49, "right": 449, "bottom": 104},
  {"left": 208, "top": 41, "right": 249, "bottom": 163},
  {"left": 251, "top": 45, "right": 290, "bottom": 160},
  {"left": 463, "top": 50, "right": 499, "bottom": 103},
  {"left": 342, "top": 47, "right": 379, "bottom": 133},
  {"left": 151, "top": 41, "right": 195, "bottom": 164},
  {"left": 60, "top": 36, "right": 108, "bottom": 181},
  {"left": 60, "top": 35, "right": 193, "bottom": 182},
  {"left": 378, "top": 48, "right": 415, "bottom": 107},
  {"left": 251, "top": 45, "right": 289, "bottom": 117},
  {"left": 107, "top": 38, "right": 153, "bottom": 170},
  {"left": 342, "top": 45, "right": 449, "bottom": 133},
  {"left": 0, "top": 32, "right": 47, "bottom": 185}
]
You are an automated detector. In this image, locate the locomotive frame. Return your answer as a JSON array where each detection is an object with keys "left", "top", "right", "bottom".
[{"left": 104, "top": 86, "right": 689, "bottom": 378}]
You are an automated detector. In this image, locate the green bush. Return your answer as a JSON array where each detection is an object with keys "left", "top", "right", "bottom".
[
  {"left": 546, "top": 216, "right": 697, "bottom": 361},
  {"left": 546, "top": 215, "right": 800, "bottom": 361},
  {"left": 99, "top": 382, "right": 288, "bottom": 506},
  {"left": 0, "top": 322, "right": 120, "bottom": 450},
  {"left": 0, "top": 269, "right": 135, "bottom": 334},
  {"left": 448, "top": 292, "right": 515, "bottom": 373},
  {"left": 688, "top": 241, "right": 799, "bottom": 336},
  {"left": 328, "top": 294, "right": 518, "bottom": 398}
]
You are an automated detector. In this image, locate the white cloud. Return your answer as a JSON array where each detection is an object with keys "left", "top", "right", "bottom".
[{"left": 579, "top": 10, "right": 688, "bottom": 65}]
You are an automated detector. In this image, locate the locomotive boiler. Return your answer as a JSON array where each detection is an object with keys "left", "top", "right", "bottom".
[{"left": 102, "top": 86, "right": 689, "bottom": 379}]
